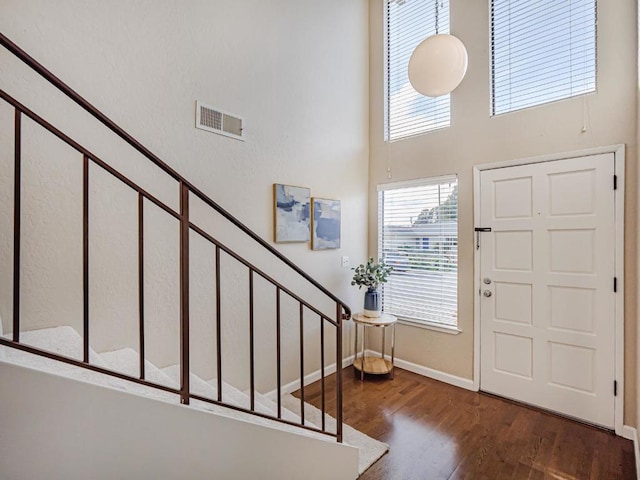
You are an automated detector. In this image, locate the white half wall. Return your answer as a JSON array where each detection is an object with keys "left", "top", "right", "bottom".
[{"left": 0, "top": 361, "right": 359, "bottom": 480}]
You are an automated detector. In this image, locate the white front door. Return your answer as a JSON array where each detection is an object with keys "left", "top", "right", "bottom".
[{"left": 479, "top": 153, "right": 616, "bottom": 428}]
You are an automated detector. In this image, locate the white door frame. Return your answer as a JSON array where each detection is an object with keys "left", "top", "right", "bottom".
[{"left": 473, "top": 144, "right": 625, "bottom": 436}]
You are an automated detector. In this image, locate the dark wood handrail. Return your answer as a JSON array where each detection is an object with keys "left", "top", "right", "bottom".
[
  {"left": 0, "top": 31, "right": 351, "bottom": 321},
  {"left": 2, "top": 84, "right": 345, "bottom": 440},
  {"left": 1, "top": 32, "right": 348, "bottom": 442}
]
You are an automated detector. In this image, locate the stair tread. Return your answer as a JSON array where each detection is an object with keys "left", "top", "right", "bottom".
[
  {"left": 281, "top": 393, "right": 337, "bottom": 435},
  {"left": 3, "top": 326, "right": 105, "bottom": 365},
  {"left": 99, "top": 348, "right": 178, "bottom": 403},
  {"left": 161, "top": 365, "right": 274, "bottom": 416},
  {"left": 244, "top": 389, "right": 311, "bottom": 426},
  {"left": 2, "top": 327, "right": 125, "bottom": 391},
  {"left": 187, "top": 373, "right": 326, "bottom": 439},
  {"left": 161, "top": 365, "right": 227, "bottom": 400},
  {"left": 161, "top": 365, "right": 316, "bottom": 428},
  {"left": 100, "top": 348, "right": 176, "bottom": 388}
]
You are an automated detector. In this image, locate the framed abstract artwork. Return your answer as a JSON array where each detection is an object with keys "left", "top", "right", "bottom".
[
  {"left": 273, "top": 184, "right": 311, "bottom": 243},
  {"left": 311, "top": 198, "right": 341, "bottom": 250}
]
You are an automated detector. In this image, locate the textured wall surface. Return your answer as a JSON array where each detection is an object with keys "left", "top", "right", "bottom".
[
  {"left": 369, "top": 0, "right": 638, "bottom": 424},
  {"left": 637, "top": 0, "right": 640, "bottom": 432},
  {"left": 0, "top": 0, "right": 369, "bottom": 391}
]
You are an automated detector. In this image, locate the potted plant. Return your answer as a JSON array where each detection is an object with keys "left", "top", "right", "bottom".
[{"left": 351, "top": 257, "right": 393, "bottom": 317}]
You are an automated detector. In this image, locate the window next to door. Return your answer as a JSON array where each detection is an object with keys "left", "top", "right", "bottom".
[{"left": 378, "top": 176, "right": 459, "bottom": 331}]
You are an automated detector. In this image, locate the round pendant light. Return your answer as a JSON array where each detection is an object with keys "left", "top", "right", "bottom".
[{"left": 408, "top": 34, "right": 468, "bottom": 98}]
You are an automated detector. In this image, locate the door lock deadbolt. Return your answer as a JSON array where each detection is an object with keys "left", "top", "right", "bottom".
[{"left": 483, "top": 278, "right": 492, "bottom": 285}]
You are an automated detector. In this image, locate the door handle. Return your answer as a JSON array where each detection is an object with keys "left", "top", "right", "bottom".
[{"left": 483, "top": 290, "right": 492, "bottom": 297}]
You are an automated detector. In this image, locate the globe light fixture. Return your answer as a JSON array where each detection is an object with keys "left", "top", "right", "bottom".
[
  {"left": 408, "top": 33, "right": 468, "bottom": 98},
  {"left": 406, "top": 0, "right": 468, "bottom": 98}
]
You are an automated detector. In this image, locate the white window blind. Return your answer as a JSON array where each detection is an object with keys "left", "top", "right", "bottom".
[
  {"left": 491, "top": 0, "right": 597, "bottom": 116},
  {"left": 378, "top": 176, "right": 458, "bottom": 328},
  {"left": 386, "top": 0, "right": 450, "bottom": 141}
]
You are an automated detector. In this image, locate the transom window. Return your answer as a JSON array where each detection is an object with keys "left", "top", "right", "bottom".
[
  {"left": 378, "top": 176, "right": 458, "bottom": 328},
  {"left": 385, "top": 0, "right": 451, "bottom": 141},
  {"left": 490, "top": 0, "right": 597, "bottom": 116}
]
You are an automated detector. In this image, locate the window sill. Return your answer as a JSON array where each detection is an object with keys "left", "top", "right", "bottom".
[{"left": 396, "top": 317, "right": 462, "bottom": 335}]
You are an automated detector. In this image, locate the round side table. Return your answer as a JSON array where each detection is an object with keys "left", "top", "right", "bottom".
[{"left": 352, "top": 312, "right": 397, "bottom": 380}]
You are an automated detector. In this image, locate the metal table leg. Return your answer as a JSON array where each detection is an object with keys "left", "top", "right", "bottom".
[
  {"left": 361, "top": 323, "right": 365, "bottom": 381},
  {"left": 354, "top": 322, "right": 358, "bottom": 378},
  {"left": 391, "top": 323, "right": 396, "bottom": 379}
]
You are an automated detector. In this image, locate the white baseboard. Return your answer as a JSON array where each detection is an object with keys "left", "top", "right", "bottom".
[
  {"left": 264, "top": 354, "right": 355, "bottom": 401},
  {"left": 621, "top": 425, "right": 636, "bottom": 440},
  {"left": 385, "top": 354, "right": 475, "bottom": 391},
  {"left": 621, "top": 425, "right": 640, "bottom": 479},
  {"left": 265, "top": 351, "right": 476, "bottom": 401},
  {"left": 359, "top": 349, "right": 475, "bottom": 391}
]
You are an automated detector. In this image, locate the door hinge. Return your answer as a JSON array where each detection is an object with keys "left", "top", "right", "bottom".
[
  {"left": 613, "top": 175, "right": 618, "bottom": 190},
  {"left": 614, "top": 277, "right": 617, "bottom": 293},
  {"left": 614, "top": 380, "right": 618, "bottom": 396}
]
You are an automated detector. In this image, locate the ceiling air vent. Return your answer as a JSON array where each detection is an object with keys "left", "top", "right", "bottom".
[{"left": 196, "top": 101, "right": 244, "bottom": 141}]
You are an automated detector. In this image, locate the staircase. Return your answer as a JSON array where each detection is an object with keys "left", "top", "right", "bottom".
[
  {"left": 0, "top": 354, "right": 360, "bottom": 480},
  {"left": 0, "top": 32, "right": 363, "bottom": 479},
  {"left": 2, "top": 325, "right": 327, "bottom": 438}
]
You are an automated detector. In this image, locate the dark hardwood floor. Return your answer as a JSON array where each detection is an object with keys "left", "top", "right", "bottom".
[{"left": 296, "top": 367, "right": 635, "bottom": 479}]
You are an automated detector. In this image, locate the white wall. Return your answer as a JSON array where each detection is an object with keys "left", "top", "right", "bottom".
[
  {"left": 0, "top": 0, "right": 370, "bottom": 392},
  {"left": 0, "top": 362, "right": 359, "bottom": 480},
  {"left": 369, "top": 0, "right": 638, "bottom": 423}
]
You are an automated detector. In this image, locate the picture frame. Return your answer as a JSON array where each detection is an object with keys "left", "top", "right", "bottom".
[
  {"left": 311, "top": 198, "right": 341, "bottom": 250},
  {"left": 273, "top": 184, "right": 311, "bottom": 243}
]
